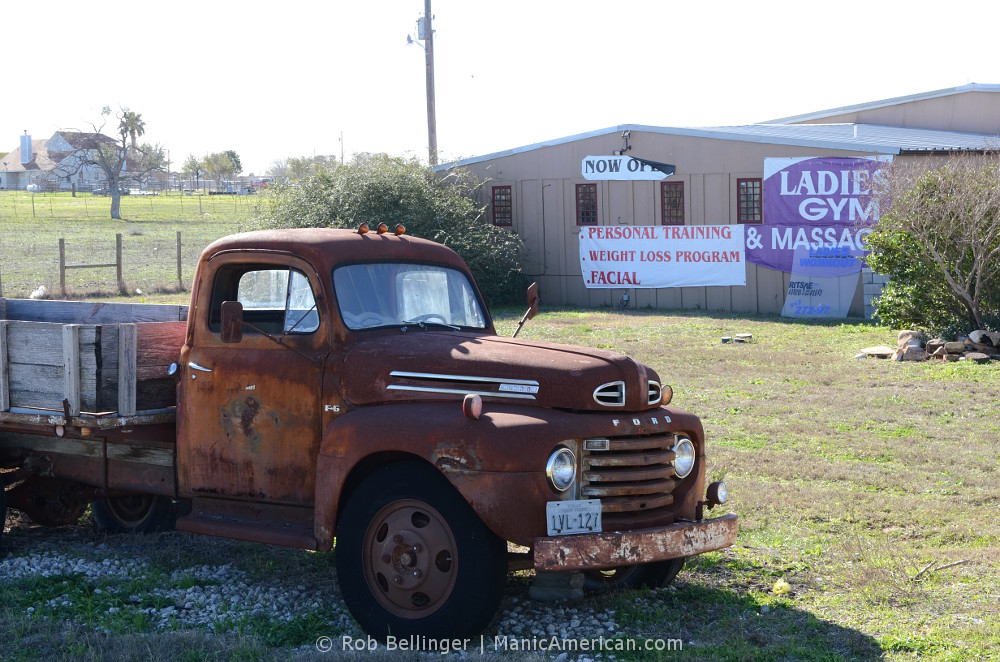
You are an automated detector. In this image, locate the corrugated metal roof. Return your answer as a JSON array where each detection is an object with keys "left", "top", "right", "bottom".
[
  {"left": 766, "top": 83, "right": 1000, "bottom": 124},
  {"left": 435, "top": 122, "right": 999, "bottom": 171}
]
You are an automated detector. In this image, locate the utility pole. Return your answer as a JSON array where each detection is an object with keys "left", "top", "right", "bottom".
[{"left": 422, "top": 0, "right": 438, "bottom": 165}]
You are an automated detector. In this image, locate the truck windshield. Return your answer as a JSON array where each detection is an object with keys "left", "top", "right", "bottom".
[{"left": 334, "top": 263, "right": 487, "bottom": 330}]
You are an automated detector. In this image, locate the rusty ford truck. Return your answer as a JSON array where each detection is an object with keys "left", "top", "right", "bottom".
[{"left": 0, "top": 226, "right": 736, "bottom": 638}]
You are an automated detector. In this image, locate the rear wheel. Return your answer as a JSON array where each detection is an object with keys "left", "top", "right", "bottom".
[
  {"left": 8, "top": 477, "right": 89, "bottom": 527},
  {"left": 91, "top": 495, "right": 177, "bottom": 533},
  {"left": 336, "top": 461, "right": 507, "bottom": 640},
  {"left": 583, "top": 557, "right": 685, "bottom": 593}
]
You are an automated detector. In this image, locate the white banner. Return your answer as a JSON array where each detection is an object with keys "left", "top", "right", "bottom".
[
  {"left": 579, "top": 226, "right": 747, "bottom": 288},
  {"left": 581, "top": 155, "right": 670, "bottom": 181}
]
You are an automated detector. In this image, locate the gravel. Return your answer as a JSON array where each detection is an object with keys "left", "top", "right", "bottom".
[{"left": 1, "top": 528, "right": 647, "bottom": 660}]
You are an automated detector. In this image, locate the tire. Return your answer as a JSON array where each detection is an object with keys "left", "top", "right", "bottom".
[
  {"left": 335, "top": 461, "right": 507, "bottom": 640},
  {"left": 583, "top": 557, "right": 685, "bottom": 593},
  {"left": 9, "top": 476, "right": 88, "bottom": 527},
  {"left": 91, "top": 494, "right": 177, "bottom": 534}
]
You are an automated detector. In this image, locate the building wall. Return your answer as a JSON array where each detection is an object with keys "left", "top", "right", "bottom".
[
  {"left": 457, "top": 130, "right": 891, "bottom": 315},
  {"left": 790, "top": 91, "right": 1000, "bottom": 135}
]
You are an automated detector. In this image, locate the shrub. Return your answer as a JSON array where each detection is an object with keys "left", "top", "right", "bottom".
[
  {"left": 865, "top": 154, "right": 1000, "bottom": 335},
  {"left": 253, "top": 154, "right": 527, "bottom": 307}
]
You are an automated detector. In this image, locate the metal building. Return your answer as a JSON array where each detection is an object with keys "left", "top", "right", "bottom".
[{"left": 436, "top": 84, "right": 1000, "bottom": 317}]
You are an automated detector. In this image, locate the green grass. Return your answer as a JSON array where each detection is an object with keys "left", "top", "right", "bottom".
[
  {"left": 1, "top": 260, "right": 998, "bottom": 658},
  {"left": 0, "top": 190, "right": 260, "bottom": 300}
]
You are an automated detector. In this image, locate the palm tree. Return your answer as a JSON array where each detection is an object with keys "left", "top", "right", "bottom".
[{"left": 122, "top": 111, "right": 145, "bottom": 153}]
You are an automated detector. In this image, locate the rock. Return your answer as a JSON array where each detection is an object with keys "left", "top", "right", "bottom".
[
  {"left": 944, "top": 353, "right": 960, "bottom": 362},
  {"left": 930, "top": 346, "right": 948, "bottom": 358},
  {"left": 897, "top": 330, "right": 924, "bottom": 345},
  {"left": 735, "top": 333, "right": 753, "bottom": 343},
  {"left": 899, "top": 346, "right": 927, "bottom": 361},
  {"left": 854, "top": 353, "right": 867, "bottom": 359},
  {"left": 944, "top": 341, "right": 969, "bottom": 354},
  {"left": 925, "top": 338, "right": 946, "bottom": 354},
  {"left": 969, "top": 330, "right": 998, "bottom": 347},
  {"left": 964, "top": 352, "right": 991, "bottom": 364},
  {"left": 861, "top": 345, "right": 895, "bottom": 359},
  {"left": 529, "top": 571, "right": 584, "bottom": 602}
]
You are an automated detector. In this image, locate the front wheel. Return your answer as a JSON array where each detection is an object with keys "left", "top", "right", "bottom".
[
  {"left": 91, "top": 495, "right": 177, "bottom": 533},
  {"left": 335, "top": 461, "right": 507, "bottom": 640},
  {"left": 583, "top": 557, "right": 685, "bottom": 593}
]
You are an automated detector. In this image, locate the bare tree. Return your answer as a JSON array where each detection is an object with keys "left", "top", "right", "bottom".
[
  {"left": 867, "top": 151, "right": 1000, "bottom": 331},
  {"left": 55, "top": 107, "right": 165, "bottom": 219}
]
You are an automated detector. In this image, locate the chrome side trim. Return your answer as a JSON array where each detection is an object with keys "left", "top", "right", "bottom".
[
  {"left": 387, "top": 385, "right": 536, "bottom": 400},
  {"left": 390, "top": 371, "right": 539, "bottom": 387}
]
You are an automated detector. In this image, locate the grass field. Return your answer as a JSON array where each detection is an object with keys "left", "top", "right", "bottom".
[
  {"left": 0, "top": 190, "right": 260, "bottom": 299},
  {"left": 1, "top": 307, "right": 997, "bottom": 660}
]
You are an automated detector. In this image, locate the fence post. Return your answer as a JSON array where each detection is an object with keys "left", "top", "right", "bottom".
[
  {"left": 59, "top": 238, "right": 66, "bottom": 297},
  {"left": 176, "top": 231, "right": 183, "bottom": 288},
  {"left": 116, "top": 233, "right": 124, "bottom": 292}
]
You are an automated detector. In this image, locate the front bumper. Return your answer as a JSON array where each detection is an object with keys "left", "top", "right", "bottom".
[{"left": 533, "top": 513, "right": 738, "bottom": 571}]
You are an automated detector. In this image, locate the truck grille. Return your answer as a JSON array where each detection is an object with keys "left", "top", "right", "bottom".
[{"left": 581, "top": 433, "right": 679, "bottom": 521}]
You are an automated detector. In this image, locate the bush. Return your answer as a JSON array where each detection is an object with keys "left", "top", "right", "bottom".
[
  {"left": 252, "top": 154, "right": 527, "bottom": 307},
  {"left": 865, "top": 154, "right": 1000, "bottom": 335}
]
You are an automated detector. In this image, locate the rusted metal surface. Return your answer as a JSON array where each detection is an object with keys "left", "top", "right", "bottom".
[
  {"left": 313, "top": 401, "right": 706, "bottom": 550},
  {"left": 533, "top": 513, "right": 739, "bottom": 572}
]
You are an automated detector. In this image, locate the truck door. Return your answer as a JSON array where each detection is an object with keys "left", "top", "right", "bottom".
[{"left": 177, "top": 256, "right": 328, "bottom": 504}]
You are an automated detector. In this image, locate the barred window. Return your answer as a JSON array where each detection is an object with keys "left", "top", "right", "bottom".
[
  {"left": 492, "top": 185, "right": 512, "bottom": 226},
  {"left": 576, "top": 183, "right": 598, "bottom": 226},
  {"left": 737, "top": 178, "right": 762, "bottom": 224},
  {"left": 661, "top": 182, "right": 684, "bottom": 225}
]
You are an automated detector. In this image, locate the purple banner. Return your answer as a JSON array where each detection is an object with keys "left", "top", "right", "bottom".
[
  {"left": 751, "top": 156, "right": 891, "bottom": 273},
  {"left": 745, "top": 224, "right": 870, "bottom": 275}
]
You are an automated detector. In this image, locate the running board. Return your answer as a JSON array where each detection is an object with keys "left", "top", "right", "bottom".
[{"left": 176, "top": 497, "right": 317, "bottom": 550}]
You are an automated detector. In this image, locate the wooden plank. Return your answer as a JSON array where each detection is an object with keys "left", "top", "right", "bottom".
[
  {"left": 118, "top": 323, "right": 137, "bottom": 416},
  {"left": 63, "top": 325, "right": 81, "bottom": 415},
  {"left": 5, "top": 322, "right": 98, "bottom": 367},
  {"left": 3, "top": 299, "right": 188, "bottom": 324},
  {"left": 135, "top": 322, "right": 187, "bottom": 367},
  {"left": 0, "top": 321, "right": 8, "bottom": 412},
  {"left": 99, "top": 325, "right": 119, "bottom": 412}
]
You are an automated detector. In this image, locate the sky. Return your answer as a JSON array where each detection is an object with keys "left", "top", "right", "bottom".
[{"left": 3, "top": 0, "right": 998, "bottom": 176}]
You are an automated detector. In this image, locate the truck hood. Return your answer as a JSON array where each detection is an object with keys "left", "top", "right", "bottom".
[{"left": 341, "top": 332, "right": 663, "bottom": 412}]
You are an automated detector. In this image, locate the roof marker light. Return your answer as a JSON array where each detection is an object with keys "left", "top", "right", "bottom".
[
  {"left": 377, "top": 223, "right": 389, "bottom": 234},
  {"left": 395, "top": 224, "right": 406, "bottom": 236},
  {"left": 357, "top": 223, "right": 370, "bottom": 235}
]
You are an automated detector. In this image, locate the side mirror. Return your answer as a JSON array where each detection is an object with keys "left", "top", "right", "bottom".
[
  {"left": 512, "top": 282, "right": 540, "bottom": 338},
  {"left": 525, "top": 282, "right": 540, "bottom": 321},
  {"left": 221, "top": 301, "right": 244, "bottom": 343}
]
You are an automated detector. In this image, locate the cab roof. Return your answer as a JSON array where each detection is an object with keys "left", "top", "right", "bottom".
[{"left": 200, "top": 228, "right": 470, "bottom": 273}]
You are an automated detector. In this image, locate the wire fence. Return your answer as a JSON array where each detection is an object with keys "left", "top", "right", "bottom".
[{"left": 0, "top": 226, "right": 243, "bottom": 299}]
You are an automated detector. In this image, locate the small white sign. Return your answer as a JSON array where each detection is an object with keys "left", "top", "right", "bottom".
[{"left": 582, "top": 155, "right": 670, "bottom": 181}]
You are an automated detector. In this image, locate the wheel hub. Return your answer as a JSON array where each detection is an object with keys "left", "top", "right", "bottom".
[{"left": 363, "top": 499, "right": 458, "bottom": 618}]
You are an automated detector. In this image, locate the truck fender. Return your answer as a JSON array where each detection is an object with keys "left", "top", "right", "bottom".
[{"left": 312, "top": 402, "right": 567, "bottom": 550}]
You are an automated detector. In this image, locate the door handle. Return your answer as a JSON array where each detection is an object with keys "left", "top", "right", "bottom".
[{"left": 188, "top": 361, "right": 213, "bottom": 373}]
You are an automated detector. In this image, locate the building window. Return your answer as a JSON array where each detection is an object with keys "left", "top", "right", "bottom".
[
  {"left": 737, "top": 178, "right": 763, "bottom": 224},
  {"left": 661, "top": 182, "right": 684, "bottom": 225},
  {"left": 492, "top": 186, "right": 512, "bottom": 226},
  {"left": 576, "top": 183, "right": 598, "bottom": 226}
]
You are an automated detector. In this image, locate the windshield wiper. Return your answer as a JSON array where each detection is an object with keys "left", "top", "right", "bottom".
[{"left": 402, "top": 319, "right": 461, "bottom": 332}]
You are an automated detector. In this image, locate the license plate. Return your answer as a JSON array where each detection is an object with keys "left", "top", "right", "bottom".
[{"left": 546, "top": 499, "right": 602, "bottom": 536}]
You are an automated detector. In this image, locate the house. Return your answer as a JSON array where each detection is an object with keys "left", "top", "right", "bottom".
[
  {"left": 0, "top": 130, "right": 117, "bottom": 191},
  {"left": 435, "top": 84, "right": 1000, "bottom": 319}
]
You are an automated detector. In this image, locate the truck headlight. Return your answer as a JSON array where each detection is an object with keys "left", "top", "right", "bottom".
[
  {"left": 672, "top": 437, "right": 695, "bottom": 478},
  {"left": 546, "top": 447, "right": 576, "bottom": 492}
]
